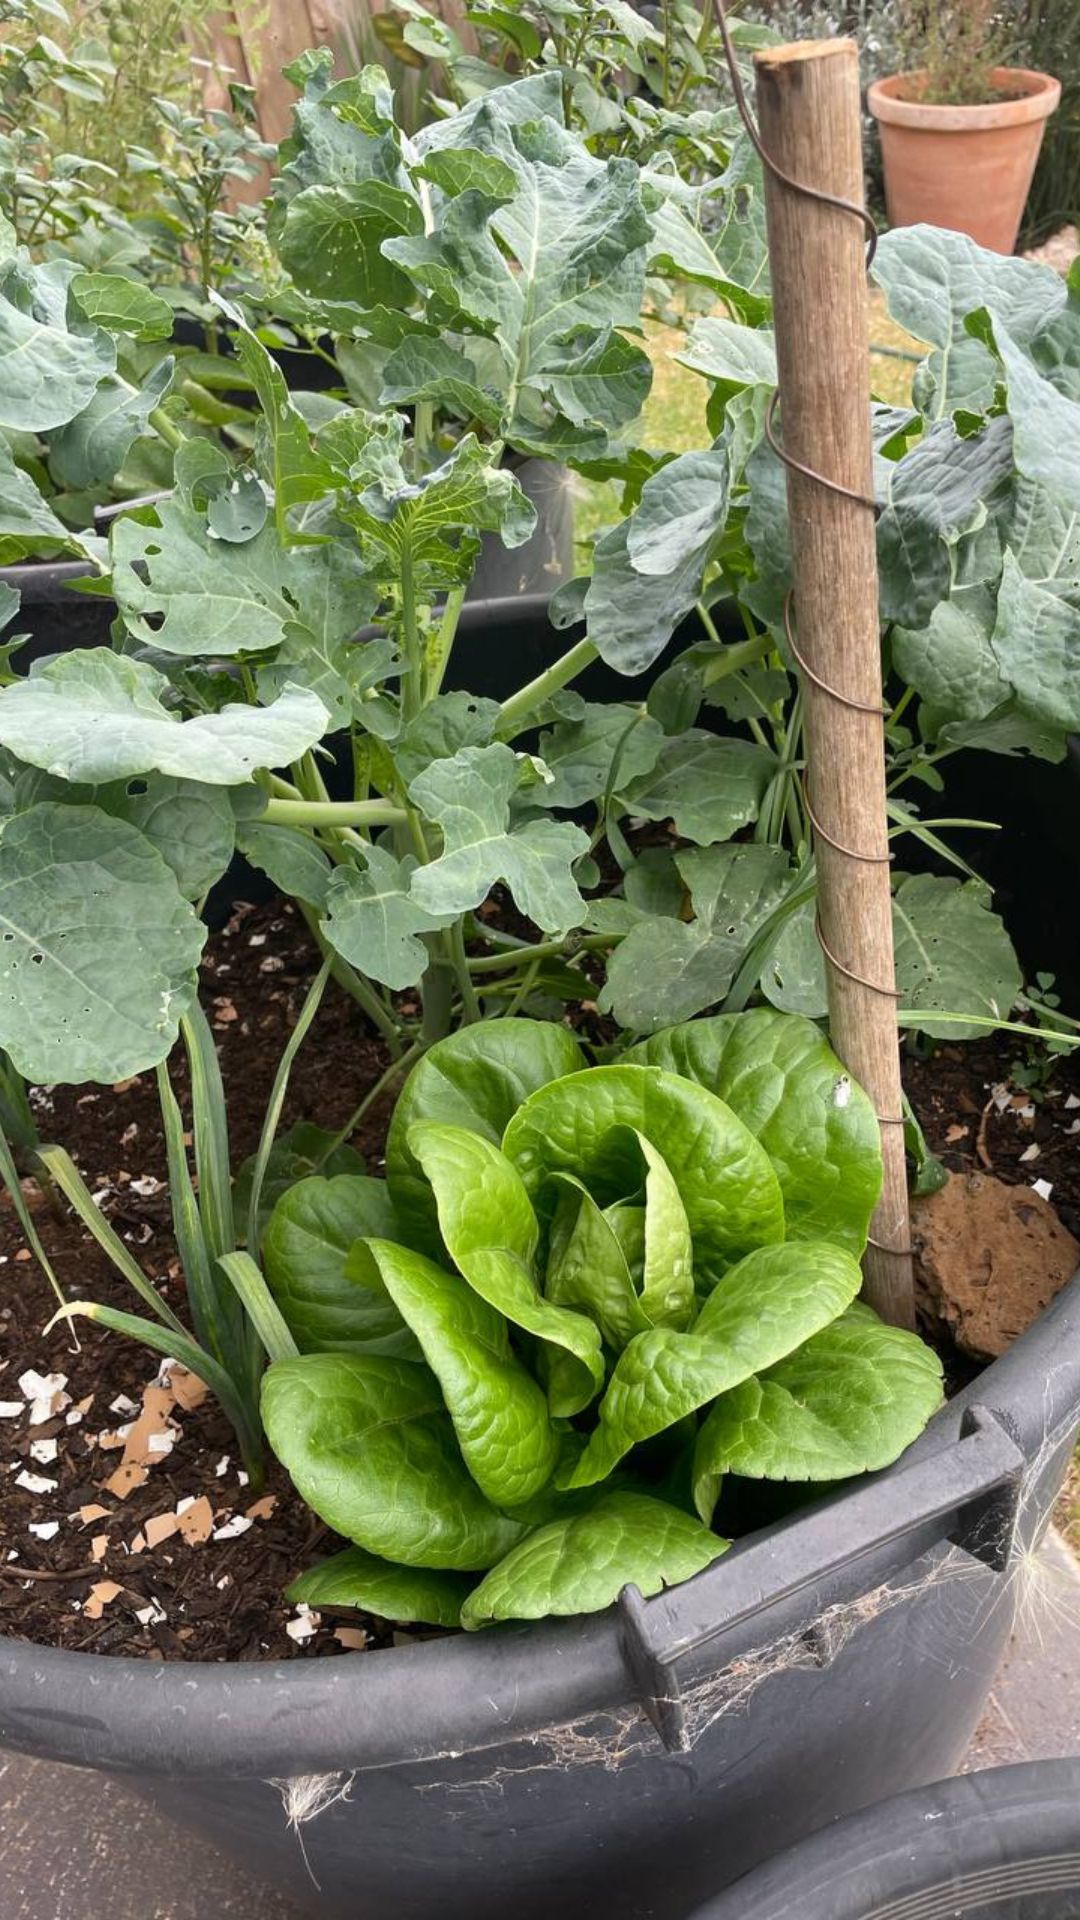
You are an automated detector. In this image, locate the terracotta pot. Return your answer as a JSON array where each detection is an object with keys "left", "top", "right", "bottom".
[{"left": 868, "top": 67, "right": 1061, "bottom": 254}]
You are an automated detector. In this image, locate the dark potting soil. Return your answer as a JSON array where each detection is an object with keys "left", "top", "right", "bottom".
[{"left": 2, "top": 897, "right": 1079, "bottom": 1665}]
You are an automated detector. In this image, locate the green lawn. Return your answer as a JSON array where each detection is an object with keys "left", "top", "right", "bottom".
[{"left": 571, "top": 295, "right": 921, "bottom": 560}]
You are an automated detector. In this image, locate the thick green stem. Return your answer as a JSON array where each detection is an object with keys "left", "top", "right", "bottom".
[
  {"left": 426, "top": 586, "right": 467, "bottom": 704},
  {"left": 468, "top": 932, "right": 615, "bottom": 974},
  {"left": 149, "top": 404, "right": 185, "bottom": 452},
  {"left": 299, "top": 907, "right": 404, "bottom": 1056},
  {"left": 497, "top": 638, "right": 599, "bottom": 736},
  {"left": 447, "top": 921, "right": 481, "bottom": 1023},
  {"left": 264, "top": 797, "right": 406, "bottom": 829}
]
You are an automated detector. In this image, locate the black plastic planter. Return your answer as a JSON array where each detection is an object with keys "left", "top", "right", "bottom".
[
  {"left": 3, "top": 1271, "right": 1079, "bottom": 1920},
  {"left": 0, "top": 464, "right": 574, "bottom": 666},
  {"left": 690, "top": 1758, "right": 1080, "bottom": 1918}
]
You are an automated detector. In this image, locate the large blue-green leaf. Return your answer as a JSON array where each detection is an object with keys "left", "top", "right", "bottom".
[
  {"left": 601, "top": 843, "right": 793, "bottom": 1031},
  {"left": 262, "top": 1350, "right": 526, "bottom": 1569},
  {"left": 761, "top": 876, "right": 1021, "bottom": 1041},
  {"left": 0, "top": 801, "right": 204, "bottom": 1083},
  {"left": 629, "top": 1010, "right": 881, "bottom": 1256},
  {"left": 263, "top": 1174, "right": 408, "bottom": 1353},
  {"left": 324, "top": 846, "right": 451, "bottom": 991},
  {"left": 276, "top": 180, "right": 423, "bottom": 310},
  {"left": 583, "top": 449, "right": 732, "bottom": 674},
  {"left": 388, "top": 100, "right": 650, "bottom": 419},
  {"left": 0, "top": 650, "right": 327, "bottom": 784},
  {"left": 461, "top": 1492, "right": 729, "bottom": 1627},
  {"left": 112, "top": 493, "right": 373, "bottom": 659},
  {"left": 15, "top": 767, "right": 237, "bottom": 902},
  {"left": 502, "top": 1064, "right": 784, "bottom": 1282},
  {"left": 692, "top": 1304, "right": 944, "bottom": 1517},
  {"left": 873, "top": 224, "right": 1062, "bottom": 416},
  {"left": 50, "top": 358, "right": 174, "bottom": 492},
  {"left": 534, "top": 692, "right": 665, "bottom": 808},
  {"left": 562, "top": 1240, "right": 862, "bottom": 1488},
  {"left": 617, "top": 733, "right": 776, "bottom": 846},
  {"left": 0, "top": 255, "right": 115, "bottom": 431},
  {"left": 386, "top": 1018, "right": 586, "bottom": 1255},
  {"left": 409, "top": 743, "right": 590, "bottom": 930},
  {"left": 361, "top": 1236, "right": 559, "bottom": 1506}
]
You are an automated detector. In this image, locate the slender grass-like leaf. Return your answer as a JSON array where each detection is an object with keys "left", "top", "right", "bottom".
[
  {"left": 0, "top": 1051, "right": 38, "bottom": 1155},
  {"left": 156, "top": 1060, "right": 232, "bottom": 1369},
  {"left": 246, "top": 959, "right": 332, "bottom": 1256},
  {"left": 46, "top": 1298, "right": 264, "bottom": 1486},
  {"left": 181, "top": 999, "right": 237, "bottom": 1261},
  {"left": 0, "top": 1123, "right": 70, "bottom": 1325},
  {"left": 218, "top": 1251, "right": 299, "bottom": 1365},
  {"left": 37, "top": 1143, "right": 187, "bottom": 1337}
]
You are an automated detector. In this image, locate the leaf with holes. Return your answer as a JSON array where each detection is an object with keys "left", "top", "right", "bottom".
[
  {"left": 600, "top": 843, "right": 794, "bottom": 1031},
  {"left": 408, "top": 743, "right": 589, "bottom": 932},
  {"left": 112, "top": 493, "right": 373, "bottom": 659},
  {"left": 0, "top": 801, "right": 204, "bottom": 1083}
]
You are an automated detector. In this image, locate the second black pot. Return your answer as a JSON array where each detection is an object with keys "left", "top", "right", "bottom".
[{"left": 689, "top": 1759, "right": 1080, "bottom": 1919}]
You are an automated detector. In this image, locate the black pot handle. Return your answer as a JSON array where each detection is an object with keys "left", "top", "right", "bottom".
[{"left": 618, "top": 1403, "right": 1025, "bottom": 1753}]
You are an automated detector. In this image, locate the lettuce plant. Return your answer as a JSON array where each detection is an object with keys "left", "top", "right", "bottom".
[{"left": 256, "top": 1013, "right": 942, "bottom": 1627}]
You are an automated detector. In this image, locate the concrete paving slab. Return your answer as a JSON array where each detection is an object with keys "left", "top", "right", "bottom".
[
  {"left": 2, "top": 1528, "right": 1079, "bottom": 1918},
  {"left": 966, "top": 1526, "right": 1080, "bottom": 1770}
]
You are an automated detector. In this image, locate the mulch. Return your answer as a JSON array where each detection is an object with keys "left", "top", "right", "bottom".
[{"left": 2, "top": 898, "right": 1078, "bottom": 1663}]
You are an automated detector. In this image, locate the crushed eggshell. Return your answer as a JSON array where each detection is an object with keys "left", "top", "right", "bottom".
[
  {"left": 29, "top": 1437, "right": 58, "bottom": 1465},
  {"left": 245, "top": 1494, "right": 278, "bottom": 1522},
  {"left": 1019, "top": 1143, "right": 1041, "bottom": 1163},
  {"left": 0, "top": 1400, "right": 24, "bottom": 1418},
  {"left": 91, "top": 1535, "right": 109, "bottom": 1563},
  {"left": 16, "top": 1470, "right": 57, "bottom": 1494},
  {"left": 176, "top": 1495, "right": 214, "bottom": 1545},
  {"left": 1032, "top": 1178, "right": 1054, "bottom": 1201},
  {"left": 212, "top": 1515, "right": 254, "bottom": 1542},
  {"left": 104, "top": 1461, "right": 149, "bottom": 1500},
  {"left": 144, "top": 1511, "right": 180, "bottom": 1549},
  {"left": 134, "top": 1600, "right": 167, "bottom": 1627},
  {"left": 334, "top": 1627, "right": 369, "bottom": 1651},
  {"left": 77, "top": 1503, "right": 111, "bottom": 1527},
  {"left": 109, "top": 1394, "right": 139, "bottom": 1417},
  {"left": 166, "top": 1365, "right": 209, "bottom": 1413},
  {"left": 19, "top": 1370, "right": 70, "bottom": 1425},
  {"left": 83, "top": 1580, "right": 123, "bottom": 1620},
  {"left": 28, "top": 1519, "right": 60, "bottom": 1541},
  {"left": 286, "top": 1604, "right": 320, "bottom": 1643}
]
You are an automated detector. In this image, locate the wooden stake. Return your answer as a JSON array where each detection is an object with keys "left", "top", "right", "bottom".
[{"left": 754, "top": 39, "right": 914, "bottom": 1328}]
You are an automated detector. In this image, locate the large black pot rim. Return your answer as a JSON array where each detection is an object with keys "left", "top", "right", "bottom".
[{"left": 3, "top": 1262, "right": 1079, "bottom": 1780}]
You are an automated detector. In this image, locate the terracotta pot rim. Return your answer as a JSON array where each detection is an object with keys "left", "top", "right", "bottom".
[{"left": 868, "top": 67, "right": 1061, "bottom": 132}]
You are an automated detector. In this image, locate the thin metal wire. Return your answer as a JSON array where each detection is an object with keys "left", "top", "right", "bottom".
[
  {"left": 764, "top": 389, "right": 879, "bottom": 514},
  {"left": 707, "top": 0, "right": 878, "bottom": 263},
  {"left": 783, "top": 592, "right": 888, "bottom": 715},
  {"left": 801, "top": 774, "right": 892, "bottom": 864},
  {"left": 814, "top": 916, "right": 901, "bottom": 1001}
]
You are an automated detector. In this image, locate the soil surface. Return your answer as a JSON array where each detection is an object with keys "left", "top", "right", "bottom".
[{"left": 3, "top": 900, "right": 1079, "bottom": 1664}]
